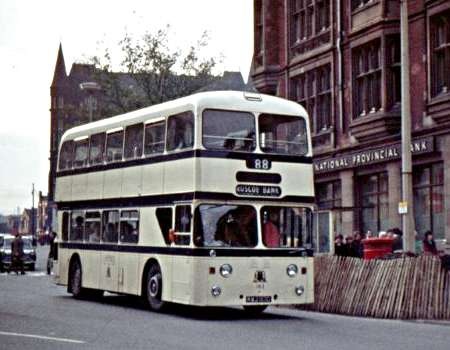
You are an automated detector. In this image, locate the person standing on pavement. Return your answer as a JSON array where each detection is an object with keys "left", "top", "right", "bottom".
[
  {"left": 47, "top": 232, "right": 57, "bottom": 274},
  {"left": 422, "top": 230, "right": 438, "bottom": 256},
  {"left": 10, "top": 233, "right": 25, "bottom": 275}
]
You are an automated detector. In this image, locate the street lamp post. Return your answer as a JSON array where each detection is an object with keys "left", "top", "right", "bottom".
[{"left": 400, "top": 0, "right": 415, "bottom": 252}]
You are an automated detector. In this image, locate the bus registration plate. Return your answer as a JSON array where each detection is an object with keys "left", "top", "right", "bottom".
[{"left": 245, "top": 296, "right": 272, "bottom": 303}]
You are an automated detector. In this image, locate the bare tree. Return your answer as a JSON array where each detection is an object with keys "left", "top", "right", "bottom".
[{"left": 91, "top": 26, "right": 221, "bottom": 117}]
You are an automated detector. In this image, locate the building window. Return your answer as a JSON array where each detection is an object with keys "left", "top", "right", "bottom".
[
  {"left": 413, "top": 163, "right": 444, "bottom": 239},
  {"left": 290, "top": 0, "right": 330, "bottom": 54},
  {"left": 358, "top": 173, "right": 388, "bottom": 235},
  {"left": 386, "top": 35, "right": 401, "bottom": 110},
  {"left": 316, "top": 180, "right": 342, "bottom": 235},
  {"left": 430, "top": 10, "right": 450, "bottom": 97},
  {"left": 353, "top": 40, "right": 381, "bottom": 118},
  {"left": 291, "top": 64, "right": 332, "bottom": 133}
]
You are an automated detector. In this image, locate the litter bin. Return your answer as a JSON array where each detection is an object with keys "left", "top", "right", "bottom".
[{"left": 362, "top": 237, "right": 394, "bottom": 260}]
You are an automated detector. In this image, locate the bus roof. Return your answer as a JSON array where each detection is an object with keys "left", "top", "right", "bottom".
[{"left": 59, "top": 91, "right": 307, "bottom": 144}]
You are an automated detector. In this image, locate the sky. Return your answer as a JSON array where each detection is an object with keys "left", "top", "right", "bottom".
[{"left": 0, "top": 0, "right": 253, "bottom": 215}]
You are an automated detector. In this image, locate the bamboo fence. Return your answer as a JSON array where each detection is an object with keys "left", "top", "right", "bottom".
[{"left": 302, "top": 255, "right": 450, "bottom": 319}]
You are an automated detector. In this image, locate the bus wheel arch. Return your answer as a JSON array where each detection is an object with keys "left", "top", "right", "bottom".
[
  {"left": 142, "top": 259, "right": 166, "bottom": 311},
  {"left": 68, "top": 254, "right": 83, "bottom": 297}
]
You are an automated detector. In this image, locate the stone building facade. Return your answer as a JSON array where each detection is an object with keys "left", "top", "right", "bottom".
[{"left": 252, "top": 0, "right": 450, "bottom": 249}]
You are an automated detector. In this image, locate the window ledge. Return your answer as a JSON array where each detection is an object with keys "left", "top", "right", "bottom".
[
  {"left": 349, "top": 111, "right": 400, "bottom": 142},
  {"left": 351, "top": 0, "right": 380, "bottom": 16},
  {"left": 427, "top": 92, "right": 450, "bottom": 124}
]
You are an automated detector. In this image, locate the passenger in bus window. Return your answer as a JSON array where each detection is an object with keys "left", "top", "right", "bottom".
[
  {"left": 167, "top": 116, "right": 193, "bottom": 150},
  {"left": 263, "top": 209, "right": 281, "bottom": 248},
  {"left": 215, "top": 207, "right": 256, "bottom": 247},
  {"left": 105, "top": 223, "right": 118, "bottom": 242},
  {"left": 72, "top": 216, "right": 84, "bottom": 241},
  {"left": 87, "top": 222, "right": 100, "bottom": 243}
]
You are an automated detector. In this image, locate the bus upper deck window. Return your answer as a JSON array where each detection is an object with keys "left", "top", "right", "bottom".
[
  {"left": 89, "top": 133, "right": 106, "bottom": 165},
  {"left": 166, "top": 112, "right": 194, "bottom": 151},
  {"left": 259, "top": 114, "right": 308, "bottom": 156},
  {"left": 59, "top": 141, "right": 74, "bottom": 170},
  {"left": 73, "top": 139, "right": 89, "bottom": 169},
  {"left": 124, "top": 123, "right": 144, "bottom": 159},
  {"left": 202, "top": 109, "right": 255, "bottom": 151},
  {"left": 106, "top": 130, "right": 124, "bottom": 162},
  {"left": 144, "top": 121, "right": 165, "bottom": 155}
]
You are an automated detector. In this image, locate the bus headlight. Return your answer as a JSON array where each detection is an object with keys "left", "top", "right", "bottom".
[
  {"left": 211, "top": 285, "right": 222, "bottom": 297},
  {"left": 295, "top": 285, "right": 305, "bottom": 296},
  {"left": 219, "top": 264, "right": 233, "bottom": 278},
  {"left": 286, "top": 264, "right": 298, "bottom": 277}
]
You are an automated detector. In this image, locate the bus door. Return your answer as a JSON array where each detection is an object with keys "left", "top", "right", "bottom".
[
  {"left": 313, "top": 210, "right": 334, "bottom": 255},
  {"left": 170, "top": 205, "right": 193, "bottom": 303}
]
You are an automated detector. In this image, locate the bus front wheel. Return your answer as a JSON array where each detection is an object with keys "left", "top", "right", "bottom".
[{"left": 146, "top": 264, "right": 166, "bottom": 311}]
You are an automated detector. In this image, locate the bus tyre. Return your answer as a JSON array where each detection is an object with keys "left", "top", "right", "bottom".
[
  {"left": 69, "top": 260, "right": 84, "bottom": 299},
  {"left": 30, "top": 263, "right": 35, "bottom": 271},
  {"left": 146, "top": 264, "right": 165, "bottom": 311},
  {"left": 243, "top": 305, "right": 268, "bottom": 315}
]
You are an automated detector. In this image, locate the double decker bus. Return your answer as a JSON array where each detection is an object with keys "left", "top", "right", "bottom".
[{"left": 54, "top": 91, "right": 315, "bottom": 313}]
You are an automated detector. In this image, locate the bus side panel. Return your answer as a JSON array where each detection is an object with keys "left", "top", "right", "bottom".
[
  {"left": 122, "top": 166, "right": 143, "bottom": 197},
  {"left": 55, "top": 176, "right": 72, "bottom": 202},
  {"left": 55, "top": 247, "right": 71, "bottom": 286},
  {"left": 81, "top": 250, "right": 101, "bottom": 289},
  {"left": 103, "top": 168, "right": 123, "bottom": 198},
  {"left": 282, "top": 163, "right": 314, "bottom": 197},
  {"left": 139, "top": 208, "right": 167, "bottom": 246},
  {"left": 163, "top": 158, "right": 195, "bottom": 193},
  {"left": 71, "top": 173, "right": 88, "bottom": 201},
  {"left": 87, "top": 171, "right": 104, "bottom": 200},
  {"left": 171, "top": 256, "right": 193, "bottom": 304},
  {"left": 100, "top": 250, "right": 118, "bottom": 292},
  {"left": 197, "top": 158, "right": 238, "bottom": 194},
  {"left": 141, "top": 163, "right": 164, "bottom": 196},
  {"left": 118, "top": 252, "right": 140, "bottom": 295}
]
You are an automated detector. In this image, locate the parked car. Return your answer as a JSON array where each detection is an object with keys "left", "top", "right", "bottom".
[{"left": 0, "top": 234, "right": 36, "bottom": 272}]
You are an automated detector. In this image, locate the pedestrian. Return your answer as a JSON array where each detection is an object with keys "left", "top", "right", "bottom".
[
  {"left": 334, "top": 234, "right": 346, "bottom": 257},
  {"left": 422, "top": 230, "right": 438, "bottom": 256},
  {"left": 351, "top": 231, "right": 364, "bottom": 258},
  {"left": 10, "top": 233, "right": 25, "bottom": 275},
  {"left": 344, "top": 235, "right": 355, "bottom": 257},
  {"left": 391, "top": 227, "right": 403, "bottom": 251},
  {"left": 47, "top": 232, "right": 57, "bottom": 275}
]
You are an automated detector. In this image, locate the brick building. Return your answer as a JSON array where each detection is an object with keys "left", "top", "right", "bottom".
[{"left": 252, "top": 0, "right": 450, "bottom": 249}]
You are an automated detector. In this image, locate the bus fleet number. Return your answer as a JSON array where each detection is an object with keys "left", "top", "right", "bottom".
[{"left": 247, "top": 158, "right": 271, "bottom": 170}]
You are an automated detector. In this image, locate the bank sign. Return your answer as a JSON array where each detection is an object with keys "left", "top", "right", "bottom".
[{"left": 314, "top": 137, "right": 434, "bottom": 174}]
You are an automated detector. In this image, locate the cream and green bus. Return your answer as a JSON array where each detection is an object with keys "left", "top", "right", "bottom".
[{"left": 54, "top": 91, "right": 315, "bottom": 314}]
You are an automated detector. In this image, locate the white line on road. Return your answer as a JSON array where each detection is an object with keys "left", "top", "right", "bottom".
[{"left": 0, "top": 331, "right": 85, "bottom": 344}]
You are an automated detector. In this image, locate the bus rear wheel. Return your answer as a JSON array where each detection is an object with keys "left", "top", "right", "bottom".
[
  {"left": 146, "top": 264, "right": 166, "bottom": 311},
  {"left": 69, "top": 260, "right": 85, "bottom": 298},
  {"left": 243, "top": 305, "right": 268, "bottom": 315}
]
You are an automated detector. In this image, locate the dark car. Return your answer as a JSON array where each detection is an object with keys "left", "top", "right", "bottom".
[{"left": 0, "top": 234, "right": 36, "bottom": 272}]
